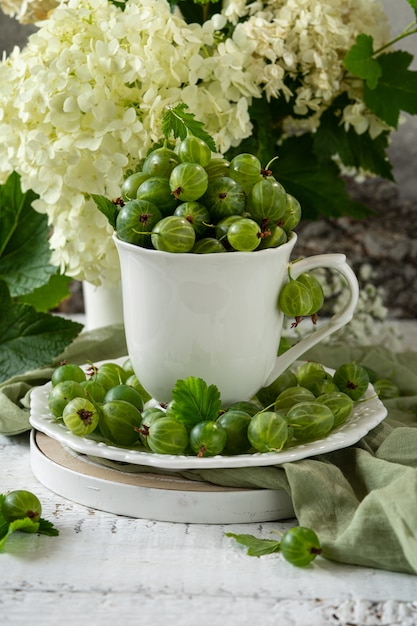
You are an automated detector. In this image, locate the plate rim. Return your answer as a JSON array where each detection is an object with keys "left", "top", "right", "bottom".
[{"left": 29, "top": 358, "right": 388, "bottom": 470}]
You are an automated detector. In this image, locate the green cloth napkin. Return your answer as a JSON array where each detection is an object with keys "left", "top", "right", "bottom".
[{"left": 1, "top": 326, "right": 417, "bottom": 575}]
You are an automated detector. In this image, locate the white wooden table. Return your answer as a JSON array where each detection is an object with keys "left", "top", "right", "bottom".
[{"left": 2, "top": 428, "right": 417, "bottom": 626}]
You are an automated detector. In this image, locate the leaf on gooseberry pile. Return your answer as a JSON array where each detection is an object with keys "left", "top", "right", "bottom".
[
  {"left": 170, "top": 376, "right": 222, "bottom": 429},
  {"left": 225, "top": 532, "right": 281, "bottom": 557},
  {"left": 162, "top": 103, "right": 216, "bottom": 153},
  {"left": 91, "top": 194, "right": 119, "bottom": 229}
]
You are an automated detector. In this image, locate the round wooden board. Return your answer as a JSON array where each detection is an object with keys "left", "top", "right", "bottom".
[{"left": 30, "top": 430, "right": 295, "bottom": 524}]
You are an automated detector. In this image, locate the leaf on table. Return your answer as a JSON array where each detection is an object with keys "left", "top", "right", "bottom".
[
  {"left": 0, "top": 517, "right": 39, "bottom": 550},
  {"left": 0, "top": 280, "right": 83, "bottom": 383},
  {"left": 272, "top": 134, "right": 372, "bottom": 220},
  {"left": 225, "top": 532, "right": 281, "bottom": 557},
  {"left": 170, "top": 376, "right": 222, "bottom": 429},
  {"left": 343, "top": 34, "right": 381, "bottom": 89},
  {"left": 313, "top": 94, "right": 393, "bottom": 180},
  {"left": 91, "top": 194, "right": 119, "bottom": 229},
  {"left": 37, "top": 518, "right": 60, "bottom": 537},
  {"left": 364, "top": 51, "right": 417, "bottom": 128}
]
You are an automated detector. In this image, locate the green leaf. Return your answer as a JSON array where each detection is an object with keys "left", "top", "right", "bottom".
[
  {"left": 170, "top": 376, "right": 222, "bottom": 429},
  {"left": 364, "top": 50, "right": 417, "bottom": 127},
  {"left": 17, "top": 273, "right": 73, "bottom": 312},
  {"left": 0, "top": 516, "right": 58, "bottom": 550},
  {"left": 37, "top": 518, "right": 60, "bottom": 537},
  {"left": 0, "top": 172, "right": 57, "bottom": 297},
  {"left": 91, "top": 194, "right": 119, "bottom": 230},
  {"left": 343, "top": 34, "right": 382, "bottom": 89},
  {"left": 0, "top": 172, "right": 28, "bottom": 256},
  {"left": 273, "top": 134, "right": 372, "bottom": 220},
  {"left": 313, "top": 94, "right": 393, "bottom": 180},
  {"left": 0, "top": 517, "right": 39, "bottom": 550},
  {"left": 225, "top": 532, "right": 281, "bottom": 557},
  {"left": 406, "top": 0, "right": 417, "bottom": 19},
  {"left": 0, "top": 495, "right": 8, "bottom": 540},
  {"left": 0, "top": 280, "right": 83, "bottom": 383},
  {"left": 162, "top": 103, "right": 217, "bottom": 152},
  {"left": 108, "top": 0, "right": 127, "bottom": 9}
]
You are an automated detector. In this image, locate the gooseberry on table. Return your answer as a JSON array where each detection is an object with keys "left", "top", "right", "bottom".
[
  {"left": 279, "top": 526, "right": 322, "bottom": 567},
  {"left": 1, "top": 490, "right": 42, "bottom": 524}
]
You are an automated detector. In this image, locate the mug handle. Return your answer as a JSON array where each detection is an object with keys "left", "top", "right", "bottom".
[{"left": 263, "top": 253, "right": 359, "bottom": 386}]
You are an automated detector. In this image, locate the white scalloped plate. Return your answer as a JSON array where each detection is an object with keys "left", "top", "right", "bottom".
[{"left": 29, "top": 358, "right": 387, "bottom": 470}]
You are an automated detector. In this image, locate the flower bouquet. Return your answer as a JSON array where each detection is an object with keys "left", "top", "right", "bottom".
[{"left": 0, "top": 0, "right": 416, "bottom": 287}]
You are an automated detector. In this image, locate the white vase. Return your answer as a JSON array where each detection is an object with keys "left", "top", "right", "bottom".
[{"left": 82, "top": 281, "right": 124, "bottom": 331}]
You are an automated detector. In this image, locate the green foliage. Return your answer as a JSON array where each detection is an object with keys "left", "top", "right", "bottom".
[
  {"left": 313, "top": 94, "right": 393, "bottom": 180},
  {"left": 344, "top": 32, "right": 417, "bottom": 129},
  {"left": 271, "top": 135, "right": 371, "bottom": 220},
  {"left": 91, "top": 193, "right": 119, "bottom": 229},
  {"left": 225, "top": 7, "right": 417, "bottom": 220},
  {"left": 343, "top": 34, "right": 382, "bottom": 89},
  {"left": 0, "top": 173, "right": 82, "bottom": 382},
  {"left": 0, "top": 493, "right": 59, "bottom": 551},
  {"left": 225, "top": 532, "right": 281, "bottom": 557},
  {"left": 170, "top": 376, "right": 222, "bottom": 429},
  {"left": 406, "top": 0, "right": 417, "bottom": 19},
  {"left": 162, "top": 103, "right": 217, "bottom": 152},
  {"left": 364, "top": 51, "right": 417, "bottom": 128},
  {"left": 0, "top": 280, "right": 82, "bottom": 383},
  {"left": 17, "top": 273, "right": 73, "bottom": 312}
]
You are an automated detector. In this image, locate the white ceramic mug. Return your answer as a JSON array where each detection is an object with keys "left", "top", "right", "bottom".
[{"left": 114, "top": 233, "right": 359, "bottom": 405}]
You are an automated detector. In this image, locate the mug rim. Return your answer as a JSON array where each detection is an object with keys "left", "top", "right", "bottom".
[{"left": 113, "top": 230, "right": 297, "bottom": 259}]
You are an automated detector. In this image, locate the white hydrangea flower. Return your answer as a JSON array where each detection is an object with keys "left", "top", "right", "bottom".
[{"left": 0, "top": 0, "right": 396, "bottom": 285}]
